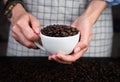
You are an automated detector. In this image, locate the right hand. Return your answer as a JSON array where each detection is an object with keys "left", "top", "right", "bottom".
[{"left": 10, "top": 4, "right": 40, "bottom": 48}]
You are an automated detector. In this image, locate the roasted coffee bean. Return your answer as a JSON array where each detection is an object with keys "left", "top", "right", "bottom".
[
  {"left": 41, "top": 24, "right": 79, "bottom": 37},
  {"left": 0, "top": 58, "right": 119, "bottom": 82}
]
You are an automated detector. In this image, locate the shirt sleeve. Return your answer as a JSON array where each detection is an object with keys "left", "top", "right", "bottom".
[{"left": 104, "top": 0, "right": 120, "bottom": 6}]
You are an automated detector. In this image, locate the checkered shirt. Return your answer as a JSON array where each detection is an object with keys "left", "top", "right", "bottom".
[{"left": 7, "top": 0, "right": 113, "bottom": 57}]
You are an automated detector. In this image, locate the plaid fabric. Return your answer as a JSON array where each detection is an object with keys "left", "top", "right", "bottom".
[{"left": 7, "top": 0, "right": 113, "bottom": 57}]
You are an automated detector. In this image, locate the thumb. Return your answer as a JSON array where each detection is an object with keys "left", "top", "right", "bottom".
[
  {"left": 74, "top": 30, "right": 89, "bottom": 53},
  {"left": 29, "top": 14, "right": 40, "bottom": 34},
  {"left": 71, "top": 18, "right": 79, "bottom": 28}
]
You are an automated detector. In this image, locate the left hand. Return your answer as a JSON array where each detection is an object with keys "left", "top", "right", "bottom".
[{"left": 48, "top": 16, "right": 93, "bottom": 64}]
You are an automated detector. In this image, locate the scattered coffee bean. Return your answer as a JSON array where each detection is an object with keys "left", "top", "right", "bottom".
[
  {"left": 0, "top": 58, "right": 119, "bottom": 82},
  {"left": 41, "top": 24, "right": 79, "bottom": 37}
]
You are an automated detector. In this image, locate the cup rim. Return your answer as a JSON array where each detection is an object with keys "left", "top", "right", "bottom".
[{"left": 40, "top": 32, "right": 80, "bottom": 39}]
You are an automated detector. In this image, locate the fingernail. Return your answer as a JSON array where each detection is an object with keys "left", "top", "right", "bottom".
[{"left": 74, "top": 47, "right": 81, "bottom": 53}]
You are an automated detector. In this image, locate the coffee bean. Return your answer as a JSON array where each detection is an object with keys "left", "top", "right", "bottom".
[
  {"left": 0, "top": 58, "right": 119, "bottom": 82},
  {"left": 41, "top": 24, "right": 79, "bottom": 37}
]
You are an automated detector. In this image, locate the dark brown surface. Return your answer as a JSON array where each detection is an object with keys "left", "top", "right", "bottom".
[{"left": 0, "top": 57, "right": 119, "bottom": 82}]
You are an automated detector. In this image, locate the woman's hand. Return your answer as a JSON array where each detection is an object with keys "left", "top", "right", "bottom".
[
  {"left": 10, "top": 4, "right": 40, "bottom": 48},
  {"left": 48, "top": 16, "right": 93, "bottom": 64}
]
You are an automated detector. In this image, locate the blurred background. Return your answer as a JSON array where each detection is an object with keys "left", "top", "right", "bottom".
[
  {"left": 0, "top": 0, "right": 10, "bottom": 56},
  {"left": 0, "top": 1, "right": 120, "bottom": 56}
]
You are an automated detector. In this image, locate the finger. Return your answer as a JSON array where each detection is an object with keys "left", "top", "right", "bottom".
[
  {"left": 12, "top": 25, "right": 37, "bottom": 48},
  {"left": 16, "top": 19, "right": 39, "bottom": 41},
  {"left": 88, "top": 32, "right": 92, "bottom": 44},
  {"left": 49, "top": 54, "right": 72, "bottom": 64},
  {"left": 53, "top": 53, "right": 80, "bottom": 63},
  {"left": 74, "top": 30, "right": 89, "bottom": 54},
  {"left": 55, "top": 47, "right": 87, "bottom": 63},
  {"left": 49, "top": 55, "right": 72, "bottom": 64},
  {"left": 29, "top": 14, "right": 40, "bottom": 34},
  {"left": 71, "top": 18, "right": 79, "bottom": 28}
]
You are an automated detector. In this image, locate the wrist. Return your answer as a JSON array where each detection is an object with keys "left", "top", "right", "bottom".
[
  {"left": 4, "top": 0, "right": 27, "bottom": 20},
  {"left": 9, "top": 3, "right": 27, "bottom": 21},
  {"left": 82, "top": 0, "right": 107, "bottom": 25},
  {"left": 12, "top": 3, "right": 26, "bottom": 16},
  {"left": 81, "top": 12, "right": 96, "bottom": 26}
]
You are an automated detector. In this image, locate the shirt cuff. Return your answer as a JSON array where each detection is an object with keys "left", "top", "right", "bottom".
[{"left": 104, "top": 0, "right": 120, "bottom": 6}]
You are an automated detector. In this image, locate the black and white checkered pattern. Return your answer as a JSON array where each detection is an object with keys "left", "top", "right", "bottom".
[{"left": 7, "top": 0, "right": 113, "bottom": 57}]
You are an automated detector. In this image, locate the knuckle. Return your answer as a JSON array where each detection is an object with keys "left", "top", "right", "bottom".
[
  {"left": 82, "top": 42, "right": 89, "bottom": 48},
  {"left": 22, "top": 13, "right": 29, "bottom": 18},
  {"left": 16, "top": 20, "right": 23, "bottom": 27},
  {"left": 12, "top": 26, "right": 16, "bottom": 32},
  {"left": 25, "top": 42, "right": 32, "bottom": 48},
  {"left": 27, "top": 34, "right": 35, "bottom": 41},
  {"left": 16, "top": 15, "right": 28, "bottom": 26}
]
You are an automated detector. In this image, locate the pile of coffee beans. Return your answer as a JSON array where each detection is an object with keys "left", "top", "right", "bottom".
[
  {"left": 41, "top": 24, "right": 79, "bottom": 37},
  {"left": 0, "top": 58, "right": 119, "bottom": 82}
]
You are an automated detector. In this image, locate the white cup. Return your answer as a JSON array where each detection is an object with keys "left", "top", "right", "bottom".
[{"left": 35, "top": 30, "right": 80, "bottom": 55}]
